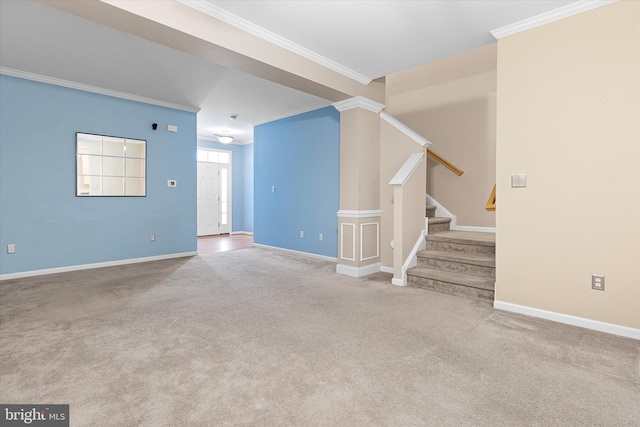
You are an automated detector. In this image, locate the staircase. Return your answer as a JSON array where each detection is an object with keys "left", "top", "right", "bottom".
[
  {"left": 407, "top": 205, "right": 496, "bottom": 302},
  {"left": 426, "top": 205, "right": 451, "bottom": 234}
]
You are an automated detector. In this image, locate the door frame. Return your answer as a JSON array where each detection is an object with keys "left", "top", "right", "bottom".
[{"left": 196, "top": 147, "right": 232, "bottom": 236}]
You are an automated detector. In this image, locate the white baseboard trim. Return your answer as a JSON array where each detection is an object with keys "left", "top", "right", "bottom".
[
  {"left": 391, "top": 278, "right": 405, "bottom": 287},
  {"left": 380, "top": 266, "right": 394, "bottom": 274},
  {"left": 455, "top": 226, "right": 496, "bottom": 233},
  {"left": 253, "top": 243, "right": 337, "bottom": 262},
  {"left": 231, "top": 231, "right": 254, "bottom": 235},
  {"left": 0, "top": 251, "right": 198, "bottom": 281},
  {"left": 494, "top": 300, "right": 640, "bottom": 341},
  {"left": 336, "top": 262, "right": 381, "bottom": 278}
]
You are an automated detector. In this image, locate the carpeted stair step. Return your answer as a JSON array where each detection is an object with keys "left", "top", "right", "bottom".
[
  {"left": 426, "top": 205, "right": 437, "bottom": 218},
  {"left": 427, "top": 216, "right": 451, "bottom": 233},
  {"left": 417, "top": 250, "right": 495, "bottom": 278},
  {"left": 425, "top": 231, "right": 495, "bottom": 256},
  {"left": 406, "top": 267, "right": 495, "bottom": 301}
]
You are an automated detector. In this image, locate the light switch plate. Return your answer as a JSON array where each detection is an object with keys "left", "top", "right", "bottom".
[
  {"left": 511, "top": 174, "right": 527, "bottom": 188},
  {"left": 167, "top": 180, "right": 177, "bottom": 187}
]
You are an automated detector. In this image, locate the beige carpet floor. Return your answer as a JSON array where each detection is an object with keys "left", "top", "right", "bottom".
[{"left": 1, "top": 247, "right": 639, "bottom": 426}]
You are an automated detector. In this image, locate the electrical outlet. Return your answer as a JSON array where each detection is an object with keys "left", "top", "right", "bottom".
[
  {"left": 592, "top": 274, "right": 605, "bottom": 291},
  {"left": 319, "top": 233, "right": 323, "bottom": 241},
  {"left": 150, "top": 234, "right": 156, "bottom": 242},
  {"left": 299, "top": 231, "right": 304, "bottom": 238},
  {"left": 7, "top": 244, "right": 16, "bottom": 254}
]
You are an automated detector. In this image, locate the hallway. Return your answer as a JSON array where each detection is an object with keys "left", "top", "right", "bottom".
[{"left": 197, "top": 233, "right": 254, "bottom": 254}]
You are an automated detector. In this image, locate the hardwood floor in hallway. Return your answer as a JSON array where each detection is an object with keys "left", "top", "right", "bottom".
[{"left": 197, "top": 234, "right": 254, "bottom": 254}]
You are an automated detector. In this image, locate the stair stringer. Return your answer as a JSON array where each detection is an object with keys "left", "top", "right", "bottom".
[{"left": 391, "top": 219, "right": 428, "bottom": 287}]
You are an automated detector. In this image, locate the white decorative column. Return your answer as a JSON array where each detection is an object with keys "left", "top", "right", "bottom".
[{"left": 333, "top": 96, "right": 385, "bottom": 277}]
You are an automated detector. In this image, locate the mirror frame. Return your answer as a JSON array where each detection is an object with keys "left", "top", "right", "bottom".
[{"left": 76, "top": 132, "right": 147, "bottom": 197}]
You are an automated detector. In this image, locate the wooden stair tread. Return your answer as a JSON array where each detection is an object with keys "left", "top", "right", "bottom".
[
  {"left": 407, "top": 267, "right": 495, "bottom": 291},
  {"left": 417, "top": 250, "right": 495, "bottom": 267}
]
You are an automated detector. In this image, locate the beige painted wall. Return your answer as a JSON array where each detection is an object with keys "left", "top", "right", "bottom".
[
  {"left": 379, "top": 121, "right": 425, "bottom": 269},
  {"left": 385, "top": 44, "right": 497, "bottom": 227},
  {"left": 339, "top": 108, "right": 380, "bottom": 210},
  {"left": 496, "top": 1, "right": 640, "bottom": 329}
]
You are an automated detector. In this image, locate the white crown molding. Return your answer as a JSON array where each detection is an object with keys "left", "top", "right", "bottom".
[
  {"left": 252, "top": 101, "right": 333, "bottom": 126},
  {"left": 389, "top": 152, "right": 425, "bottom": 188},
  {"left": 490, "top": 0, "right": 618, "bottom": 39},
  {"left": 197, "top": 134, "right": 254, "bottom": 145},
  {"left": 0, "top": 252, "right": 198, "bottom": 281},
  {"left": 380, "top": 112, "right": 432, "bottom": 148},
  {"left": 332, "top": 96, "right": 385, "bottom": 113},
  {"left": 0, "top": 67, "right": 200, "bottom": 113},
  {"left": 337, "top": 210, "right": 382, "bottom": 219},
  {"left": 177, "top": 0, "right": 372, "bottom": 85},
  {"left": 494, "top": 300, "right": 640, "bottom": 340}
]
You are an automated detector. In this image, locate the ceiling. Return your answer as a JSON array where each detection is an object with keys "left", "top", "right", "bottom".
[{"left": 0, "top": 0, "right": 574, "bottom": 143}]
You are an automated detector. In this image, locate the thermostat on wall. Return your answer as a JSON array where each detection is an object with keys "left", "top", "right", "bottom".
[
  {"left": 168, "top": 180, "right": 177, "bottom": 187},
  {"left": 167, "top": 124, "right": 178, "bottom": 133}
]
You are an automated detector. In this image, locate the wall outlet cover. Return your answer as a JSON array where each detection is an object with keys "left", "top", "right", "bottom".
[{"left": 592, "top": 274, "right": 605, "bottom": 291}]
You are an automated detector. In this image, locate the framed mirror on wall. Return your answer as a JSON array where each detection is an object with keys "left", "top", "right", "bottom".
[{"left": 76, "top": 132, "right": 147, "bottom": 197}]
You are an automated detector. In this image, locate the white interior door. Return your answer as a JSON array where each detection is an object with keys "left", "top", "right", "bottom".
[
  {"left": 197, "top": 149, "right": 232, "bottom": 236},
  {"left": 197, "top": 162, "right": 219, "bottom": 236}
]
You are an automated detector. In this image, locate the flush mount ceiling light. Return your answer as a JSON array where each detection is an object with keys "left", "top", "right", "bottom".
[
  {"left": 216, "top": 131, "right": 233, "bottom": 144},
  {"left": 216, "top": 135, "right": 233, "bottom": 144}
]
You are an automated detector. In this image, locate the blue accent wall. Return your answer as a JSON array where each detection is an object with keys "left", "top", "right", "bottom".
[
  {"left": 254, "top": 106, "right": 339, "bottom": 257},
  {"left": 0, "top": 75, "right": 197, "bottom": 275},
  {"left": 196, "top": 139, "right": 254, "bottom": 233}
]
